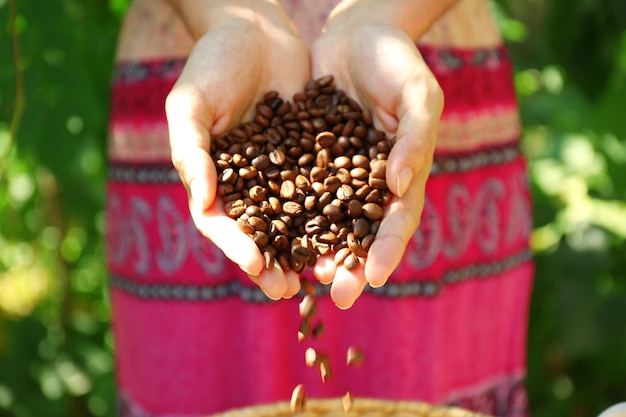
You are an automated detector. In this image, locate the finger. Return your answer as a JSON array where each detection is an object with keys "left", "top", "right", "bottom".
[
  {"left": 386, "top": 71, "right": 443, "bottom": 198},
  {"left": 166, "top": 85, "right": 217, "bottom": 212},
  {"left": 248, "top": 263, "right": 289, "bottom": 300},
  {"left": 312, "top": 255, "right": 336, "bottom": 285},
  {"left": 330, "top": 262, "right": 367, "bottom": 310},
  {"left": 283, "top": 270, "right": 302, "bottom": 299},
  {"left": 190, "top": 199, "right": 265, "bottom": 276},
  {"left": 364, "top": 165, "right": 430, "bottom": 287}
]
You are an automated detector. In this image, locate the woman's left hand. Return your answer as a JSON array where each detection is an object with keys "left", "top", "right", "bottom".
[{"left": 310, "top": 21, "right": 444, "bottom": 309}]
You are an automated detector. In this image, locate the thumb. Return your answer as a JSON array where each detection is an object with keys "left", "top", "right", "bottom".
[{"left": 166, "top": 85, "right": 216, "bottom": 212}]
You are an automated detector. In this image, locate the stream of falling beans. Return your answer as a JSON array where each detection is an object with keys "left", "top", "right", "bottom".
[{"left": 291, "top": 278, "right": 364, "bottom": 414}]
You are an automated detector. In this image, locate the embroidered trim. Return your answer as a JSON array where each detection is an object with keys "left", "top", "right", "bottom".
[
  {"left": 112, "top": 47, "right": 508, "bottom": 84},
  {"left": 444, "top": 374, "right": 528, "bottom": 417},
  {"left": 107, "top": 144, "right": 521, "bottom": 184},
  {"left": 430, "top": 144, "right": 521, "bottom": 175},
  {"left": 109, "top": 249, "right": 531, "bottom": 302}
]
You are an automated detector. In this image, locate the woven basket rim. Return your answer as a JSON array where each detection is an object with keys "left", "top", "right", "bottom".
[{"left": 209, "top": 397, "right": 493, "bottom": 417}]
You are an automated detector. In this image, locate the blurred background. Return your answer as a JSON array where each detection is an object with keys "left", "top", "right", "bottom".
[{"left": 0, "top": 0, "right": 625, "bottom": 416}]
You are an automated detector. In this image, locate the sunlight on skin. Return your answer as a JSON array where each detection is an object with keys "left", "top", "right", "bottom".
[
  {"left": 189, "top": 198, "right": 265, "bottom": 276},
  {"left": 329, "top": 260, "right": 368, "bottom": 310}
]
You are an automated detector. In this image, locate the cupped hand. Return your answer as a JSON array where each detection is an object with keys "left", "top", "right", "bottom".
[
  {"left": 310, "top": 23, "right": 444, "bottom": 309},
  {"left": 165, "top": 8, "right": 309, "bottom": 300}
]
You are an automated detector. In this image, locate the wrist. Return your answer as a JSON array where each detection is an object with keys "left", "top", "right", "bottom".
[
  {"left": 167, "top": 0, "right": 294, "bottom": 39},
  {"left": 325, "top": 0, "right": 459, "bottom": 41}
]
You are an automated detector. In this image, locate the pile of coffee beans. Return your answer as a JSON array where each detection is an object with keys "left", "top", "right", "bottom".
[{"left": 211, "top": 75, "right": 394, "bottom": 273}]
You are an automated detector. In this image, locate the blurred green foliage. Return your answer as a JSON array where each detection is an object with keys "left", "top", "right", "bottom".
[{"left": 0, "top": 0, "right": 625, "bottom": 417}]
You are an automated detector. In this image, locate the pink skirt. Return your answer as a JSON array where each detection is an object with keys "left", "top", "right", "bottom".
[{"left": 106, "top": 2, "right": 534, "bottom": 416}]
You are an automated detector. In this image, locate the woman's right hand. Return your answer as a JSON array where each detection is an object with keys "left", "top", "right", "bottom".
[{"left": 165, "top": 0, "right": 310, "bottom": 300}]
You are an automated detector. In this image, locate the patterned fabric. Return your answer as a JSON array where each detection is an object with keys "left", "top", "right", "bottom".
[{"left": 106, "top": 1, "right": 533, "bottom": 416}]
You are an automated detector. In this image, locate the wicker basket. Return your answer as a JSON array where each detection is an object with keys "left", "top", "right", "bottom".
[{"left": 210, "top": 398, "right": 494, "bottom": 417}]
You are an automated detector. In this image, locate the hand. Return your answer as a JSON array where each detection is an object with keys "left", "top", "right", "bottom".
[
  {"left": 165, "top": 2, "right": 310, "bottom": 300},
  {"left": 310, "top": 22, "right": 444, "bottom": 309}
]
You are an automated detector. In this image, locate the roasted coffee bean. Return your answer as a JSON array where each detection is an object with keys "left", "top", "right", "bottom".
[
  {"left": 297, "top": 319, "right": 311, "bottom": 342},
  {"left": 300, "top": 278, "right": 316, "bottom": 296},
  {"left": 336, "top": 184, "right": 354, "bottom": 202},
  {"left": 270, "top": 219, "right": 289, "bottom": 236},
  {"left": 353, "top": 218, "right": 370, "bottom": 239},
  {"left": 347, "top": 232, "right": 368, "bottom": 258},
  {"left": 269, "top": 148, "right": 285, "bottom": 165},
  {"left": 323, "top": 176, "right": 342, "bottom": 193},
  {"left": 365, "top": 189, "right": 382, "bottom": 204},
  {"left": 217, "top": 183, "right": 234, "bottom": 196},
  {"left": 341, "top": 119, "right": 355, "bottom": 137},
  {"left": 311, "top": 322, "right": 325, "bottom": 338},
  {"left": 252, "top": 231, "right": 269, "bottom": 247},
  {"left": 274, "top": 236, "right": 289, "bottom": 253},
  {"left": 319, "top": 356, "right": 332, "bottom": 384},
  {"left": 236, "top": 218, "right": 254, "bottom": 234},
  {"left": 350, "top": 167, "right": 368, "bottom": 180},
  {"left": 382, "top": 190, "right": 393, "bottom": 206},
  {"left": 346, "top": 346, "right": 365, "bottom": 366},
  {"left": 248, "top": 216, "right": 268, "bottom": 232},
  {"left": 292, "top": 245, "right": 311, "bottom": 263},
  {"left": 336, "top": 168, "right": 352, "bottom": 185},
  {"left": 316, "top": 148, "right": 331, "bottom": 169},
  {"left": 353, "top": 125, "right": 366, "bottom": 138},
  {"left": 369, "top": 221, "right": 381, "bottom": 235},
  {"left": 334, "top": 156, "right": 351, "bottom": 169},
  {"left": 304, "top": 195, "right": 317, "bottom": 211},
  {"left": 343, "top": 253, "right": 359, "bottom": 271},
  {"left": 347, "top": 199, "right": 362, "bottom": 218},
  {"left": 322, "top": 203, "right": 343, "bottom": 222},
  {"left": 239, "top": 166, "right": 257, "bottom": 180},
  {"left": 231, "top": 154, "right": 247, "bottom": 167},
  {"left": 280, "top": 169, "right": 297, "bottom": 182},
  {"left": 318, "top": 231, "right": 339, "bottom": 244},
  {"left": 369, "top": 159, "right": 386, "bottom": 178},
  {"left": 298, "top": 153, "right": 314, "bottom": 167},
  {"left": 362, "top": 203, "right": 384, "bottom": 220},
  {"left": 223, "top": 192, "right": 242, "bottom": 203},
  {"left": 316, "top": 243, "right": 331, "bottom": 256},
  {"left": 316, "top": 191, "right": 333, "bottom": 210},
  {"left": 267, "top": 196, "right": 282, "bottom": 214},
  {"left": 369, "top": 177, "right": 388, "bottom": 190},
  {"left": 342, "top": 392, "right": 354, "bottom": 413},
  {"left": 249, "top": 185, "right": 268, "bottom": 202},
  {"left": 280, "top": 180, "right": 297, "bottom": 200},
  {"left": 299, "top": 295, "right": 318, "bottom": 319},
  {"left": 283, "top": 201, "right": 303, "bottom": 217},
  {"left": 290, "top": 384, "right": 307, "bottom": 413},
  {"left": 264, "top": 251, "right": 275, "bottom": 270},
  {"left": 352, "top": 154, "right": 369, "bottom": 169},
  {"left": 333, "top": 247, "right": 352, "bottom": 266},
  {"left": 219, "top": 168, "right": 236, "bottom": 184},
  {"left": 315, "top": 131, "right": 336, "bottom": 148},
  {"left": 310, "top": 166, "right": 329, "bottom": 182},
  {"left": 305, "top": 347, "right": 322, "bottom": 367},
  {"left": 295, "top": 174, "right": 311, "bottom": 191},
  {"left": 225, "top": 199, "right": 246, "bottom": 218}
]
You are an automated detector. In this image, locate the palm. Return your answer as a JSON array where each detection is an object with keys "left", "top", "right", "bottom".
[
  {"left": 310, "top": 24, "right": 443, "bottom": 308},
  {"left": 167, "top": 22, "right": 310, "bottom": 295}
]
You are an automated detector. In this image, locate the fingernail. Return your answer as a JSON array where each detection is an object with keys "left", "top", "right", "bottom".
[
  {"left": 334, "top": 301, "right": 354, "bottom": 311},
  {"left": 190, "top": 180, "right": 206, "bottom": 212},
  {"left": 243, "top": 265, "right": 262, "bottom": 277},
  {"left": 396, "top": 167, "right": 413, "bottom": 197}
]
